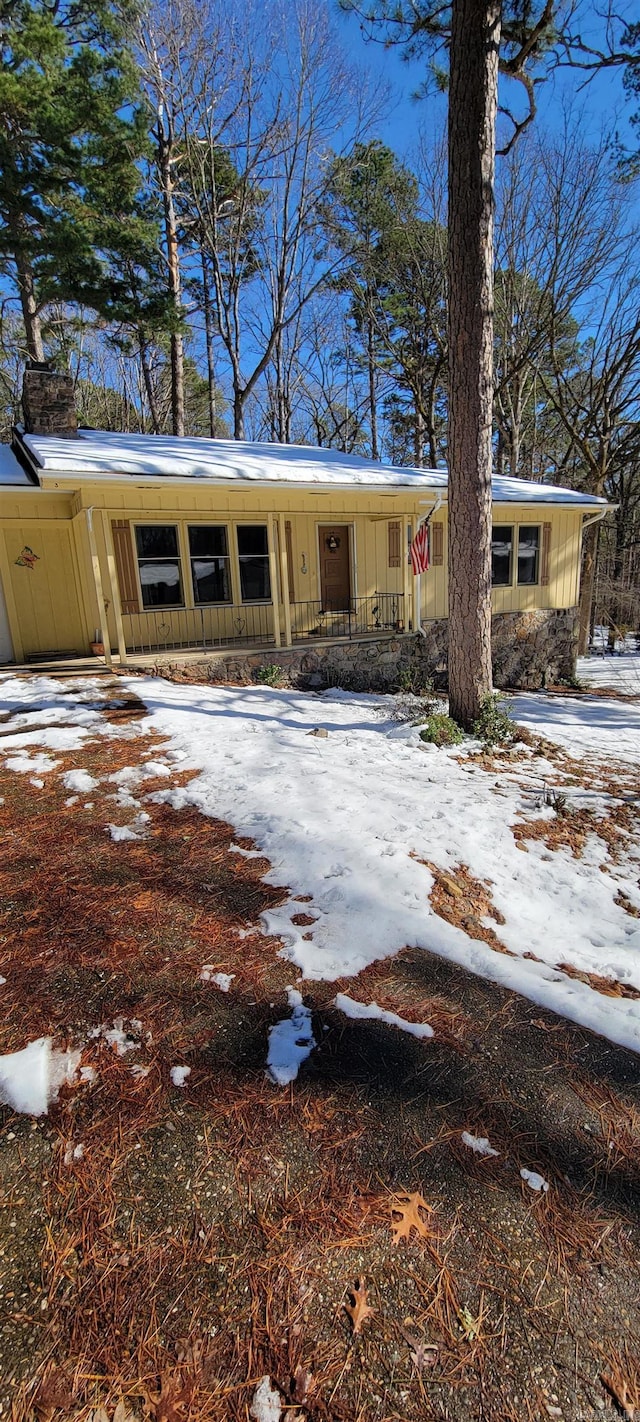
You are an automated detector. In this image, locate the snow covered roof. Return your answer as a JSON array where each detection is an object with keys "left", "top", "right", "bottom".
[
  {"left": 0, "top": 443, "right": 34, "bottom": 486},
  {"left": 14, "top": 429, "right": 608, "bottom": 506}
]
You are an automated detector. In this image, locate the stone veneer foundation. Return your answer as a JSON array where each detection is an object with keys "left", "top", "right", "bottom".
[{"left": 147, "top": 607, "right": 579, "bottom": 694}]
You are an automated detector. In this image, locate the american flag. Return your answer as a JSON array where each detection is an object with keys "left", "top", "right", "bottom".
[{"left": 410, "top": 522, "right": 430, "bottom": 575}]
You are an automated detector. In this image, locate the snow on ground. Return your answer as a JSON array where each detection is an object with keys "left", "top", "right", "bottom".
[
  {"left": 461, "top": 1132, "right": 499, "bottom": 1158},
  {"left": 334, "top": 992, "right": 434, "bottom": 1039},
  {"left": 578, "top": 650, "right": 640, "bottom": 698},
  {"left": 128, "top": 676, "right": 640, "bottom": 1054},
  {"left": 510, "top": 684, "right": 640, "bottom": 763},
  {"left": 266, "top": 988, "right": 315, "bottom": 1085},
  {"left": 1, "top": 671, "right": 639, "bottom": 1058},
  {"left": 0, "top": 1037, "right": 81, "bottom": 1116}
]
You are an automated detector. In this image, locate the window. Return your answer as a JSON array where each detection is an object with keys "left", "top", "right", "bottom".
[
  {"left": 517, "top": 525, "right": 540, "bottom": 585},
  {"left": 237, "top": 525, "right": 271, "bottom": 602},
  {"left": 135, "top": 525, "right": 183, "bottom": 608},
  {"left": 491, "top": 525, "right": 513, "bottom": 586},
  {"left": 188, "top": 525, "right": 231, "bottom": 604}
]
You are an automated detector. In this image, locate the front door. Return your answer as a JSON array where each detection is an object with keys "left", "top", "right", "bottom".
[{"left": 319, "top": 526, "right": 351, "bottom": 611}]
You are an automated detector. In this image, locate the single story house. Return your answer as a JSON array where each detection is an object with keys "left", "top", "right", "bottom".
[{"left": 0, "top": 367, "right": 609, "bottom": 688}]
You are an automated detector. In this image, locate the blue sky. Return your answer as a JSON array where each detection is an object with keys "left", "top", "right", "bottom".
[{"left": 334, "top": 5, "right": 638, "bottom": 163}]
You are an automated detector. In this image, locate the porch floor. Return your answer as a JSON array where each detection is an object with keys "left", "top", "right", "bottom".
[{"left": 4, "top": 627, "right": 414, "bottom": 678}]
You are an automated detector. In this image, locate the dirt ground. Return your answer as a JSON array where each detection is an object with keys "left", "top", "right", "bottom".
[{"left": 0, "top": 676, "right": 639, "bottom": 1422}]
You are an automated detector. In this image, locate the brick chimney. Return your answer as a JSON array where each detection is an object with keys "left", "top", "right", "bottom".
[{"left": 22, "top": 361, "right": 78, "bottom": 437}]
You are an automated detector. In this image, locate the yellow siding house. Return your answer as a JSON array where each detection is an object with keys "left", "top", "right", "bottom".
[{"left": 0, "top": 369, "right": 608, "bottom": 688}]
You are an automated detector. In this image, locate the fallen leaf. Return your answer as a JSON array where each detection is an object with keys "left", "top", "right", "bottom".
[
  {"left": 389, "top": 1190, "right": 432, "bottom": 1245},
  {"left": 292, "top": 1365, "right": 314, "bottom": 1403},
  {"left": 401, "top": 1329, "right": 439, "bottom": 1373},
  {"left": 602, "top": 1368, "right": 638, "bottom": 1420},
  {"left": 133, "top": 891, "right": 155, "bottom": 910},
  {"left": 345, "top": 1278, "right": 375, "bottom": 1334},
  {"left": 143, "top": 1374, "right": 193, "bottom": 1422},
  {"left": 32, "top": 1367, "right": 76, "bottom": 1416},
  {"left": 113, "top": 1402, "right": 135, "bottom": 1422},
  {"left": 458, "top": 1305, "right": 480, "bottom": 1341}
]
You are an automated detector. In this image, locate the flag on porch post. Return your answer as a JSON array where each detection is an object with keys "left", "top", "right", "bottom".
[{"left": 410, "top": 522, "right": 430, "bottom": 575}]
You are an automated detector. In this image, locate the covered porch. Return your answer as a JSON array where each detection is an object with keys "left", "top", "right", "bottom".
[{"left": 90, "top": 507, "right": 429, "bottom": 667}]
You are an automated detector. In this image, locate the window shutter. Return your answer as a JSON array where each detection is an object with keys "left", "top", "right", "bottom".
[
  {"left": 541, "top": 522, "right": 552, "bottom": 586},
  {"left": 388, "top": 520, "right": 401, "bottom": 568},
  {"left": 284, "top": 520, "right": 295, "bottom": 602},
  {"left": 432, "top": 522, "right": 444, "bottom": 566},
  {"left": 111, "top": 520, "right": 140, "bottom": 614}
]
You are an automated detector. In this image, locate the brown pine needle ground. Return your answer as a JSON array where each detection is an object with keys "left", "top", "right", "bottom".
[{"left": 0, "top": 677, "right": 639, "bottom": 1422}]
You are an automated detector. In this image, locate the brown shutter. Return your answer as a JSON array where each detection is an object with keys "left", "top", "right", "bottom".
[
  {"left": 541, "top": 521, "right": 552, "bottom": 586},
  {"left": 432, "top": 522, "right": 444, "bottom": 566},
  {"left": 388, "top": 520, "right": 401, "bottom": 568},
  {"left": 111, "top": 519, "right": 140, "bottom": 614},
  {"left": 284, "top": 520, "right": 295, "bottom": 602}
]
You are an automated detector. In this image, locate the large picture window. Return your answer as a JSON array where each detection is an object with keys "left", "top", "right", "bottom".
[
  {"left": 517, "top": 525, "right": 540, "bottom": 585},
  {"left": 188, "top": 525, "right": 231, "bottom": 604},
  {"left": 135, "top": 525, "right": 183, "bottom": 608},
  {"left": 491, "top": 526, "right": 513, "bottom": 587},
  {"left": 237, "top": 525, "right": 271, "bottom": 602}
]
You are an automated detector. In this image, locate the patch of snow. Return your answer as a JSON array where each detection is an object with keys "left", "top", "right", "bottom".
[
  {"left": 334, "top": 992, "right": 434, "bottom": 1039},
  {"left": 0, "top": 1038, "right": 80, "bottom": 1116},
  {"left": 65, "top": 795, "right": 78, "bottom": 807},
  {"left": 107, "top": 823, "right": 140, "bottom": 842},
  {"left": 461, "top": 1131, "right": 499, "bottom": 1158},
  {"left": 22, "top": 428, "right": 605, "bottom": 509},
  {"left": 129, "top": 677, "right": 640, "bottom": 1054},
  {"left": 105, "top": 812, "right": 150, "bottom": 843},
  {"left": 30, "top": 777, "right": 44, "bottom": 789},
  {"left": 200, "top": 967, "right": 234, "bottom": 990},
  {"left": 79, "top": 1065, "right": 97, "bottom": 1084},
  {"left": 577, "top": 650, "right": 640, "bottom": 697},
  {"left": 131, "top": 1064, "right": 151, "bottom": 1080},
  {"left": 63, "top": 769, "right": 98, "bottom": 794},
  {"left": 230, "top": 842, "right": 263, "bottom": 859},
  {"left": 170, "top": 1065, "right": 191, "bottom": 1087},
  {"left": 520, "top": 1168, "right": 549, "bottom": 1193},
  {"left": 83, "top": 801, "right": 94, "bottom": 810},
  {"left": 267, "top": 988, "right": 315, "bottom": 1085},
  {"left": 250, "top": 1375, "right": 282, "bottom": 1422},
  {"left": 89, "top": 1019, "right": 141, "bottom": 1055},
  {"left": 5, "top": 752, "right": 60, "bottom": 774},
  {"left": 64, "top": 1142, "right": 84, "bottom": 1165},
  {"left": 511, "top": 690, "right": 640, "bottom": 765}
]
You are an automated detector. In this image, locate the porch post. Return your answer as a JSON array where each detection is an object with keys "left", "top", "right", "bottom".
[
  {"left": 100, "top": 512, "right": 128, "bottom": 666},
  {"left": 277, "top": 513, "right": 292, "bottom": 647},
  {"left": 403, "top": 515, "right": 412, "bottom": 632},
  {"left": 85, "top": 508, "right": 112, "bottom": 669},
  {"left": 412, "top": 515, "right": 421, "bottom": 634},
  {"left": 267, "top": 512, "right": 281, "bottom": 649}
]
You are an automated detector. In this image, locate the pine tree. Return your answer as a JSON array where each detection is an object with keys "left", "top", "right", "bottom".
[{"left": 0, "top": 0, "right": 158, "bottom": 361}]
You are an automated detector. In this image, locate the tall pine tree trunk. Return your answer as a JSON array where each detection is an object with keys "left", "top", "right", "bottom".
[
  {"left": 201, "top": 252, "right": 218, "bottom": 438},
  {"left": 15, "top": 249, "right": 44, "bottom": 363},
  {"left": 138, "top": 330, "right": 161, "bottom": 434},
  {"left": 367, "top": 309, "right": 378, "bottom": 459},
  {"left": 447, "top": 0, "right": 500, "bottom": 728}
]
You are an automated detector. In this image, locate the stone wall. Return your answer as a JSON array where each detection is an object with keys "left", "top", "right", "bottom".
[{"left": 151, "top": 607, "right": 579, "bottom": 694}]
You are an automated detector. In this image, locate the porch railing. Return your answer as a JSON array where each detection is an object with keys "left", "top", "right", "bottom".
[
  {"left": 123, "top": 602, "right": 275, "bottom": 655},
  {"left": 121, "top": 592, "right": 406, "bottom": 655},
  {"left": 291, "top": 593, "right": 405, "bottom": 642}
]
